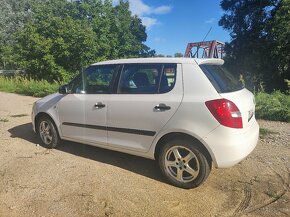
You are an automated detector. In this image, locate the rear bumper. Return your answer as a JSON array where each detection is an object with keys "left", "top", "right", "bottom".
[{"left": 203, "top": 119, "right": 259, "bottom": 168}]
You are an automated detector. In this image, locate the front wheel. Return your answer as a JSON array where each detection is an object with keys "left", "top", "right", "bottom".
[
  {"left": 158, "top": 139, "right": 211, "bottom": 189},
  {"left": 37, "top": 116, "right": 59, "bottom": 149}
]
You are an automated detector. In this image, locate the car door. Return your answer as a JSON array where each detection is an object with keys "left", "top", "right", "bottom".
[
  {"left": 107, "top": 63, "right": 183, "bottom": 152},
  {"left": 58, "top": 64, "right": 119, "bottom": 145}
]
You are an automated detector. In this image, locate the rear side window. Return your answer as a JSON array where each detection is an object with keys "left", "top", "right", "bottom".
[
  {"left": 118, "top": 64, "right": 177, "bottom": 94},
  {"left": 200, "top": 65, "right": 244, "bottom": 93}
]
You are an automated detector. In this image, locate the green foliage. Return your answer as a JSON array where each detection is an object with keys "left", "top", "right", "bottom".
[
  {"left": 219, "top": 0, "right": 289, "bottom": 92},
  {"left": 0, "top": 76, "right": 58, "bottom": 97},
  {"left": 155, "top": 54, "right": 166, "bottom": 57},
  {"left": 0, "top": 0, "right": 155, "bottom": 82},
  {"left": 0, "top": 0, "right": 40, "bottom": 69},
  {"left": 259, "top": 128, "right": 278, "bottom": 139},
  {"left": 255, "top": 91, "right": 290, "bottom": 122},
  {"left": 268, "top": 0, "right": 290, "bottom": 86},
  {"left": 174, "top": 53, "right": 184, "bottom": 57}
]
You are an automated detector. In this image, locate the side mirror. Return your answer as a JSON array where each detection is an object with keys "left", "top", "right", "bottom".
[{"left": 59, "top": 84, "right": 68, "bottom": 94}]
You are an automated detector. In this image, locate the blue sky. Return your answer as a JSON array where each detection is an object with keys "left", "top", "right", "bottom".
[{"left": 122, "top": 0, "right": 231, "bottom": 56}]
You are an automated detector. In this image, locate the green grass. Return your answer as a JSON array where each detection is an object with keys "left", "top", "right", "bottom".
[
  {"left": 259, "top": 128, "right": 278, "bottom": 139},
  {"left": 0, "top": 117, "right": 9, "bottom": 122},
  {"left": 264, "top": 191, "right": 280, "bottom": 200},
  {"left": 255, "top": 91, "right": 290, "bottom": 122},
  {"left": 0, "top": 76, "right": 59, "bottom": 97}
]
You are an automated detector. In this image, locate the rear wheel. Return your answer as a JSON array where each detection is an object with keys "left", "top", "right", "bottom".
[
  {"left": 158, "top": 139, "right": 211, "bottom": 189},
  {"left": 37, "top": 116, "right": 59, "bottom": 149}
]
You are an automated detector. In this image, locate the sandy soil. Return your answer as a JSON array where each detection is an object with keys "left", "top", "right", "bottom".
[{"left": 0, "top": 91, "right": 289, "bottom": 217}]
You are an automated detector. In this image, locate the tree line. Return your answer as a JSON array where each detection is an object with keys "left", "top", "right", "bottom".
[
  {"left": 219, "top": 0, "right": 289, "bottom": 92},
  {"left": 0, "top": 0, "right": 155, "bottom": 82},
  {"left": 0, "top": 0, "right": 289, "bottom": 92}
]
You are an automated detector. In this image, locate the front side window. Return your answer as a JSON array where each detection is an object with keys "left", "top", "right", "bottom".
[
  {"left": 68, "top": 65, "right": 118, "bottom": 94},
  {"left": 118, "top": 64, "right": 177, "bottom": 94}
]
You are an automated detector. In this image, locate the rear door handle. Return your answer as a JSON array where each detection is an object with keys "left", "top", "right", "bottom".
[
  {"left": 94, "top": 102, "right": 106, "bottom": 109},
  {"left": 154, "top": 103, "right": 171, "bottom": 111}
]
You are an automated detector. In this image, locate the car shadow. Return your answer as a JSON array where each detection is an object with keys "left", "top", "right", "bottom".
[{"left": 8, "top": 122, "right": 165, "bottom": 183}]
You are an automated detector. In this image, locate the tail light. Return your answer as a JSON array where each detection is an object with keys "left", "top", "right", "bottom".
[{"left": 205, "top": 99, "right": 243, "bottom": 129}]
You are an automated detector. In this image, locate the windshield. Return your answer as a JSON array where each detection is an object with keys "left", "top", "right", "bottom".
[{"left": 200, "top": 64, "right": 244, "bottom": 93}]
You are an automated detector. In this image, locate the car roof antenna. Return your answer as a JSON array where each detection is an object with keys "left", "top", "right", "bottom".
[{"left": 192, "top": 27, "right": 212, "bottom": 57}]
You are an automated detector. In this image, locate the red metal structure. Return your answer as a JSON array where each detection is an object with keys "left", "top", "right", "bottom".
[{"left": 184, "top": 40, "right": 225, "bottom": 58}]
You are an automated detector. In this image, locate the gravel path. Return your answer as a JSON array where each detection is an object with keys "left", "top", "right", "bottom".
[{"left": 0, "top": 92, "right": 289, "bottom": 217}]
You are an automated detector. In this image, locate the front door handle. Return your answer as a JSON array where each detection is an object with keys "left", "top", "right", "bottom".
[
  {"left": 154, "top": 103, "right": 171, "bottom": 111},
  {"left": 94, "top": 102, "right": 106, "bottom": 109}
]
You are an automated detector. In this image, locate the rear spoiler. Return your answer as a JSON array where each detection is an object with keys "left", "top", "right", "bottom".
[{"left": 194, "top": 58, "right": 224, "bottom": 65}]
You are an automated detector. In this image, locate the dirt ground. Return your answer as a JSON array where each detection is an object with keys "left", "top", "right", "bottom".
[{"left": 0, "top": 91, "right": 289, "bottom": 217}]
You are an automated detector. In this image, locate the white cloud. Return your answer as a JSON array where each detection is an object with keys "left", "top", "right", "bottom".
[
  {"left": 112, "top": 0, "right": 172, "bottom": 29},
  {"left": 142, "top": 17, "right": 158, "bottom": 29},
  {"left": 205, "top": 18, "right": 216, "bottom": 24},
  {"left": 152, "top": 6, "right": 172, "bottom": 15},
  {"left": 127, "top": 0, "right": 172, "bottom": 29},
  {"left": 129, "top": 0, "right": 151, "bottom": 15},
  {"left": 153, "top": 37, "right": 166, "bottom": 43},
  {"left": 128, "top": 0, "right": 172, "bottom": 16}
]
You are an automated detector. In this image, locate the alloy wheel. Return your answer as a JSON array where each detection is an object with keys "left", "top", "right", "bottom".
[
  {"left": 164, "top": 146, "right": 200, "bottom": 183},
  {"left": 39, "top": 120, "right": 53, "bottom": 145}
]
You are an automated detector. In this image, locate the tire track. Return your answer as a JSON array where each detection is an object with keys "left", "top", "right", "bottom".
[
  {"left": 234, "top": 185, "right": 252, "bottom": 215},
  {"left": 245, "top": 166, "right": 289, "bottom": 214},
  {"left": 232, "top": 164, "right": 289, "bottom": 216}
]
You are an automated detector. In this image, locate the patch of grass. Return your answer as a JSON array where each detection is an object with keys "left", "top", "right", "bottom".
[
  {"left": 255, "top": 91, "right": 290, "bottom": 122},
  {"left": 259, "top": 128, "right": 278, "bottom": 139},
  {"left": 264, "top": 191, "right": 280, "bottom": 200},
  {"left": 0, "top": 76, "right": 59, "bottom": 97},
  {"left": 0, "top": 117, "right": 9, "bottom": 122},
  {"left": 10, "top": 114, "right": 28, "bottom": 118}
]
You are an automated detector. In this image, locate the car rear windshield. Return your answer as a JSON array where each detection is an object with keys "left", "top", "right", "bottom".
[{"left": 200, "top": 64, "right": 244, "bottom": 93}]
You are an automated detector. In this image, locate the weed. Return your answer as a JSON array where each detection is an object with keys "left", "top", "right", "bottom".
[
  {"left": 259, "top": 128, "right": 278, "bottom": 139},
  {"left": 255, "top": 91, "right": 290, "bottom": 122},
  {"left": 0, "top": 117, "right": 9, "bottom": 122},
  {"left": 10, "top": 114, "right": 28, "bottom": 118},
  {"left": 0, "top": 76, "right": 59, "bottom": 97},
  {"left": 265, "top": 191, "right": 280, "bottom": 200}
]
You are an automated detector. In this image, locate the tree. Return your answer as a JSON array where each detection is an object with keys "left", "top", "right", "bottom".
[
  {"left": 268, "top": 0, "right": 290, "bottom": 89},
  {"left": 0, "top": 0, "right": 34, "bottom": 69},
  {"left": 0, "top": 0, "right": 154, "bottom": 81},
  {"left": 13, "top": 0, "right": 100, "bottom": 81},
  {"left": 219, "top": 0, "right": 289, "bottom": 92},
  {"left": 174, "top": 53, "right": 183, "bottom": 57},
  {"left": 15, "top": 17, "right": 98, "bottom": 82}
]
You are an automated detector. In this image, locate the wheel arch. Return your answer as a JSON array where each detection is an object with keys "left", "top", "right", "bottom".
[
  {"left": 154, "top": 132, "right": 214, "bottom": 165},
  {"left": 34, "top": 112, "right": 59, "bottom": 135}
]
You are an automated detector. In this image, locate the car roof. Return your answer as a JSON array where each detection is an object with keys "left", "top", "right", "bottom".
[{"left": 91, "top": 58, "right": 224, "bottom": 66}]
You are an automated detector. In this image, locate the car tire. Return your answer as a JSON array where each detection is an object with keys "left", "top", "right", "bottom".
[
  {"left": 158, "top": 139, "right": 211, "bottom": 189},
  {"left": 37, "top": 116, "right": 59, "bottom": 149}
]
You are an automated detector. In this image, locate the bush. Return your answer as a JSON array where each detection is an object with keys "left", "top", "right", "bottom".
[
  {"left": 0, "top": 76, "right": 59, "bottom": 97},
  {"left": 255, "top": 91, "right": 290, "bottom": 122}
]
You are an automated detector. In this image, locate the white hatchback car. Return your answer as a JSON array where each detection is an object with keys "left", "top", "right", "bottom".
[{"left": 32, "top": 58, "right": 259, "bottom": 188}]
